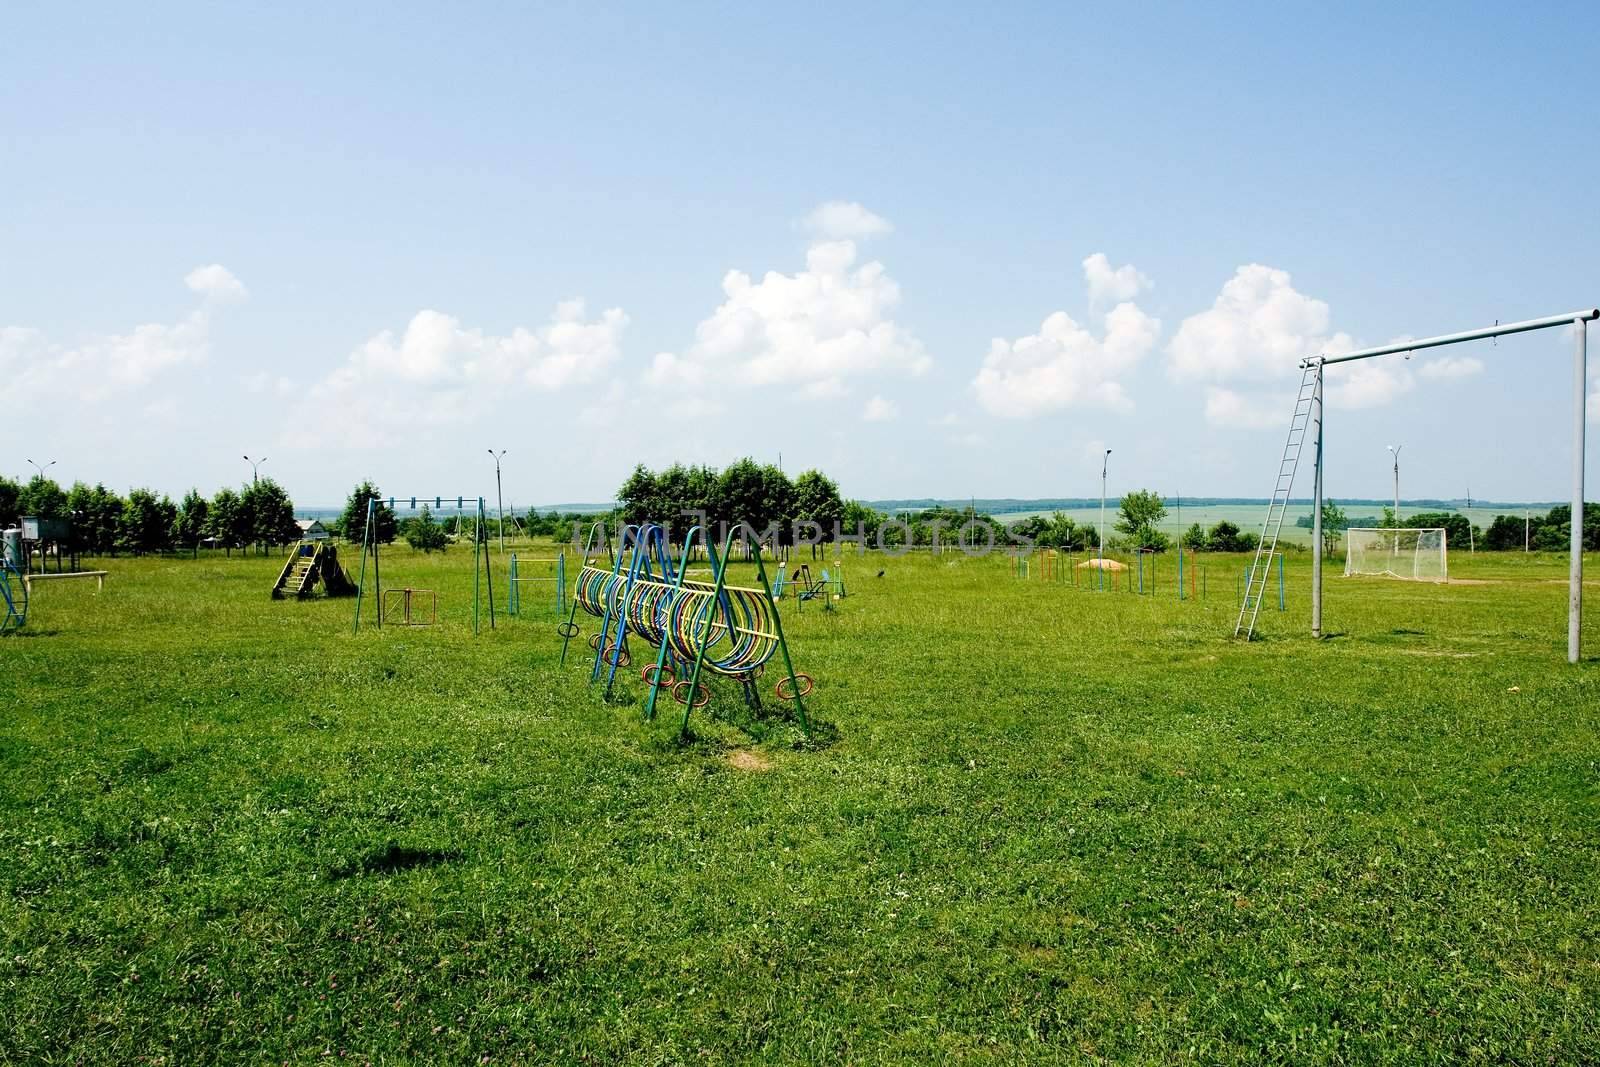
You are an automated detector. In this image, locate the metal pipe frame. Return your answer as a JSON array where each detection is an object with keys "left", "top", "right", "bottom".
[{"left": 1306, "top": 309, "right": 1594, "bottom": 663}]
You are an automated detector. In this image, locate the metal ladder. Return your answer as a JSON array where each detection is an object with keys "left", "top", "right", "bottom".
[{"left": 1235, "top": 363, "right": 1318, "bottom": 638}]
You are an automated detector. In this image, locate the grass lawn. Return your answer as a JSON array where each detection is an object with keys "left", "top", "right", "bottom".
[{"left": 2, "top": 543, "right": 1598, "bottom": 1064}]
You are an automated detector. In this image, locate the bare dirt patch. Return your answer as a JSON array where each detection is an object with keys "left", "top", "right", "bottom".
[{"left": 726, "top": 749, "right": 775, "bottom": 772}]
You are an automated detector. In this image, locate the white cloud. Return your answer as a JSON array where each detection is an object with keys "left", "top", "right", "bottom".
[
  {"left": 185, "top": 263, "right": 248, "bottom": 303},
  {"left": 973, "top": 302, "right": 1161, "bottom": 418},
  {"left": 1, "top": 266, "right": 244, "bottom": 400},
  {"left": 1082, "top": 253, "right": 1151, "bottom": 309},
  {"left": 299, "top": 300, "right": 627, "bottom": 448},
  {"left": 667, "top": 210, "right": 928, "bottom": 394},
  {"left": 862, "top": 395, "right": 898, "bottom": 421},
  {"left": 1172, "top": 264, "right": 1426, "bottom": 418},
  {"left": 1203, "top": 386, "right": 1293, "bottom": 429},
  {"left": 1417, "top": 355, "right": 1484, "bottom": 380},
  {"left": 804, "top": 201, "right": 893, "bottom": 241},
  {"left": 1168, "top": 264, "right": 1353, "bottom": 382}
]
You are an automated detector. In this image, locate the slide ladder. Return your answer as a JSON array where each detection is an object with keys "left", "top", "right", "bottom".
[
  {"left": 1235, "top": 363, "right": 1317, "bottom": 639},
  {"left": 273, "top": 541, "right": 356, "bottom": 599}
]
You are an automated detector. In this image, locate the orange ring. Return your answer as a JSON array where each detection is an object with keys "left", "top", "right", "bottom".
[
  {"left": 587, "top": 633, "right": 602, "bottom": 650},
  {"left": 672, "top": 679, "right": 711, "bottom": 708},
  {"left": 641, "top": 664, "right": 675, "bottom": 686},
  {"left": 604, "top": 644, "right": 632, "bottom": 668},
  {"left": 775, "top": 673, "right": 814, "bottom": 701}
]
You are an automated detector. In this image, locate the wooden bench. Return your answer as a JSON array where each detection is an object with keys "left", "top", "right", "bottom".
[{"left": 22, "top": 570, "right": 108, "bottom": 593}]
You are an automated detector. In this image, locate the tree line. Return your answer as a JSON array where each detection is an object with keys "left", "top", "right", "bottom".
[
  {"left": 1296, "top": 501, "right": 1599, "bottom": 553},
  {"left": 0, "top": 474, "right": 299, "bottom": 556}
]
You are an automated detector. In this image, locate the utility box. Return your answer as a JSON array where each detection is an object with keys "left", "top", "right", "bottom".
[
  {"left": 21, "top": 516, "right": 71, "bottom": 542},
  {"left": 2, "top": 529, "right": 21, "bottom": 570}
]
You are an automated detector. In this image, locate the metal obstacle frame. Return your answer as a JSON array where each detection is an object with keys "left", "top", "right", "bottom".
[
  {"left": 0, "top": 557, "right": 27, "bottom": 634},
  {"left": 508, "top": 550, "right": 566, "bottom": 615},
  {"left": 558, "top": 521, "right": 812, "bottom": 738},
  {"left": 352, "top": 495, "right": 496, "bottom": 634},
  {"left": 382, "top": 587, "right": 437, "bottom": 626}
]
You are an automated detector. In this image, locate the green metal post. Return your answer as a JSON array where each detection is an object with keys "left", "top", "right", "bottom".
[
  {"left": 751, "top": 545, "right": 811, "bottom": 738},
  {"left": 679, "top": 529, "right": 738, "bottom": 738},
  {"left": 483, "top": 499, "right": 496, "bottom": 630},
  {"left": 353, "top": 496, "right": 374, "bottom": 633}
]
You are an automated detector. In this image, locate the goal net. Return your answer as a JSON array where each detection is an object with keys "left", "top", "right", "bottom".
[{"left": 1343, "top": 528, "right": 1448, "bottom": 583}]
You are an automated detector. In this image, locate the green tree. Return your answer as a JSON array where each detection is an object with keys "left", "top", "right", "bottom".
[
  {"left": 792, "top": 469, "right": 845, "bottom": 557},
  {"left": 1483, "top": 513, "right": 1532, "bottom": 551},
  {"left": 117, "top": 489, "right": 177, "bottom": 555},
  {"left": 1536, "top": 503, "right": 1600, "bottom": 552},
  {"left": 207, "top": 488, "right": 245, "bottom": 554},
  {"left": 0, "top": 476, "right": 21, "bottom": 529},
  {"left": 616, "top": 464, "right": 659, "bottom": 528},
  {"left": 18, "top": 475, "right": 67, "bottom": 519},
  {"left": 173, "top": 489, "right": 210, "bottom": 555},
  {"left": 1320, "top": 502, "right": 1349, "bottom": 554},
  {"left": 1399, "top": 511, "right": 1473, "bottom": 551},
  {"left": 341, "top": 482, "right": 397, "bottom": 547},
  {"left": 241, "top": 478, "right": 300, "bottom": 550},
  {"left": 1115, "top": 490, "right": 1170, "bottom": 551},
  {"left": 1206, "top": 520, "right": 1244, "bottom": 552},
  {"left": 1180, "top": 522, "right": 1207, "bottom": 550},
  {"left": 404, "top": 506, "right": 449, "bottom": 552}
]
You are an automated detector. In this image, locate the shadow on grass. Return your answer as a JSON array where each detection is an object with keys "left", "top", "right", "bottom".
[{"left": 327, "top": 842, "right": 461, "bottom": 881}]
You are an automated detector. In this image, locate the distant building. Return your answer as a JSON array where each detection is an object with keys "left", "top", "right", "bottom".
[{"left": 296, "top": 519, "right": 330, "bottom": 541}]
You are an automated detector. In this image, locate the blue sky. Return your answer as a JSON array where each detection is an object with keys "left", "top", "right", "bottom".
[{"left": 4, "top": 2, "right": 1596, "bottom": 509}]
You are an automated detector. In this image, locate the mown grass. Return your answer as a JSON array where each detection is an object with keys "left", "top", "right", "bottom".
[{"left": 2, "top": 544, "right": 1597, "bottom": 1064}]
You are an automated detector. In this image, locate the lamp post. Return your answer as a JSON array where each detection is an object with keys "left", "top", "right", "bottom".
[
  {"left": 1099, "top": 449, "right": 1112, "bottom": 562},
  {"left": 488, "top": 449, "right": 507, "bottom": 553},
  {"left": 25, "top": 458, "right": 56, "bottom": 480},
  {"left": 243, "top": 455, "right": 266, "bottom": 485},
  {"left": 1386, "top": 444, "right": 1402, "bottom": 521}
]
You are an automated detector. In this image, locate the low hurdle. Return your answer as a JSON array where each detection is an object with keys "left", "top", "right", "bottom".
[{"left": 20, "top": 570, "right": 108, "bottom": 594}]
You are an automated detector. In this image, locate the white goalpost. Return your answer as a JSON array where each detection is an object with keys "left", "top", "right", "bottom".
[{"left": 1343, "top": 528, "right": 1447, "bottom": 583}]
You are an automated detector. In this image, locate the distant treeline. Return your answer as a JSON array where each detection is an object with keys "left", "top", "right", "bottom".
[
  {"left": 1294, "top": 502, "right": 1599, "bottom": 552},
  {"left": 0, "top": 474, "right": 299, "bottom": 555}
]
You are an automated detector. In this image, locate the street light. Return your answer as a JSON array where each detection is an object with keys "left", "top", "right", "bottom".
[
  {"left": 1099, "top": 449, "right": 1113, "bottom": 563},
  {"left": 1386, "top": 444, "right": 1402, "bottom": 522},
  {"left": 25, "top": 458, "right": 56, "bottom": 480},
  {"left": 488, "top": 449, "right": 507, "bottom": 553},
  {"left": 243, "top": 455, "right": 267, "bottom": 484}
]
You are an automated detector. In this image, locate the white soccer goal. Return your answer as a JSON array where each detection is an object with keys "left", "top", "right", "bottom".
[{"left": 1343, "top": 528, "right": 1447, "bottom": 583}]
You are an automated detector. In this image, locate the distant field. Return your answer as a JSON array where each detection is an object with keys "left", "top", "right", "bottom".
[{"left": 3, "top": 545, "right": 1597, "bottom": 1062}]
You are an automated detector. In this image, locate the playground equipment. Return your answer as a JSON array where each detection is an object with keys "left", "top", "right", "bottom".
[
  {"left": 1, "top": 557, "right": 27, "bottom": 634},
  {"left": 382, "top": 587, "right": 437, "bottom": 626},
  {"left": 558, "top": 522, "right": 811, "bottom": 738},
  {"left": 771, "top": 560, "right": 845, "bottom": 611},
  {"left": 272, "top": 541, "right": 357, "bottom": 599},
  {"left": 352, "top": 496, "right": 496, "bottom": 633},
  {"left": 508, "top": 550, "right": 566, "bottom": 615}
]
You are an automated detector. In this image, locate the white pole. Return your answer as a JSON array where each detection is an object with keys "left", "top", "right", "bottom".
[
  {"left": 1570, "top": 318, "right": 1586, "bottom": 665},
  {"left": 1311, "top": 362, "right": 1324, "bottom": 639}
]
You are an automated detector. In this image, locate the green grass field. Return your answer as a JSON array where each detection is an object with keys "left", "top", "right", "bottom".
[{"left": 3, "top": 544, "right": 1598, "bottom": 1064}]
